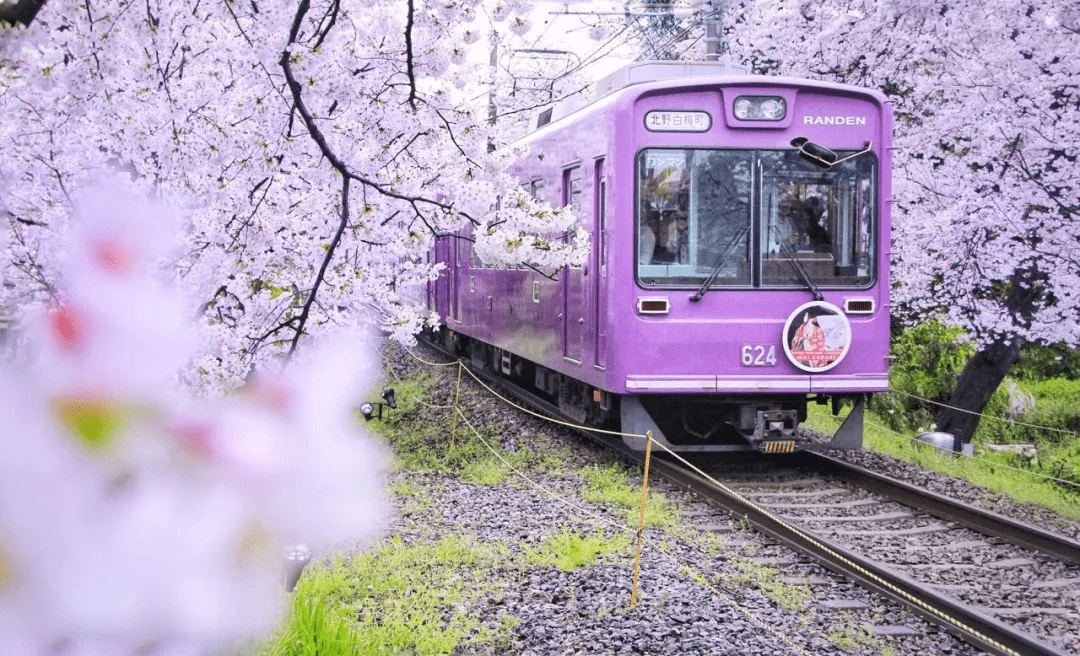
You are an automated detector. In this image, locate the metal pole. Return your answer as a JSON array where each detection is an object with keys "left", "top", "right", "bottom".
[
  {"left": 630, "top": 430, "right": 654, "bottom": 606},
  {"left": 702, "top": 2, "right": 723, "bottom": 60},
  {"left": 487, "top": 42, "right": 497, "bottom": 153}
]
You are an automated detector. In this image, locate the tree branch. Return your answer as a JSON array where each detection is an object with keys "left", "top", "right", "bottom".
[
  {"left": 404, "top": 0, "right": 417, "bottom": 110},
  {"left": 285, "top": 175, "right": 350, "bottom": 362}
]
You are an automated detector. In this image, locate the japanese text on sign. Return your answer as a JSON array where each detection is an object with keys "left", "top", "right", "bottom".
[
  {"left": 644, "top": 151, "right": 687, "bottom": 169},
  {"left": 644, "top": 110, "right": 711, "bottom": 132}
]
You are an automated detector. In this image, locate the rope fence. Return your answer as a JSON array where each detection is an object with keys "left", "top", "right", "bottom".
[
  {"left": 886, "top": 388, "right": 1080, "bottom": 439},
  {"left": 394, "top": 347, "right": 1043, "bottom": 656},
  {"left": 390, "top": 342, "right": 1080, "bottom": 656},
  {"left": 812, "top": 409, "right": 1080, "bottom": 491},
  {"left": 449, "top": 381, "right": 815, "bottom": 656}
]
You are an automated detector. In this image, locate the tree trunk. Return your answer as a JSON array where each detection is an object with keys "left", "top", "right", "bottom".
[
  {"left": 0, "top": 0, "right": 47, "bottom": 28},
  {"left": 934, "top": 337, "right": 1022, "bottom": 444}
]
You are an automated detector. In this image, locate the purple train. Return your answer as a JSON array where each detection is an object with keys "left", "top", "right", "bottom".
[{"left": 428, "top": 61, "right": 892, "bottom": 453}]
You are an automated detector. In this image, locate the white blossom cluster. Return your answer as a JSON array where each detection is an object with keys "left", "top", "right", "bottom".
[
  {"left": 729, "top": 0, "right": 1080, "bottom": 347},
  {"left": 0, "top": 0, "right": 587, "bottom": 392},
  {"left": 0, "top": 183, "right": 388, "bottom": 654}
]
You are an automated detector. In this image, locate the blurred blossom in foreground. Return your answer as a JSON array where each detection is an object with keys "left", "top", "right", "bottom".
[{"left": 0, "top": 183, "right": 388, "bottom": 655}]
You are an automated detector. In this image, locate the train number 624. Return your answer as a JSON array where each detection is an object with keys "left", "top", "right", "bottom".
[{"left": 740, "top": 344, "right": 777, "bottom": 367}]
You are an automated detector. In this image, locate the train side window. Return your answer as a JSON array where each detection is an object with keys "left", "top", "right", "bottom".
[
  {"left": 563, "top": 166, "right": 583, "bottom": 269},
  {"left": 599, "top": 176, "right": 607, "bottom": 277},
  {"left": 469, "top": 223, "right": 481, "bottom": 269}
]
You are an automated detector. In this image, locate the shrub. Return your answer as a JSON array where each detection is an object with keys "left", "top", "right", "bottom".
[
  {"left": 1012, "top": 344, "right": 1080, "bottom": 381},
  {"left": 974, "top": 378, "right": 1080, "bottom": 446},
  {"left": 873, "top": 320, "right": 973, "bottom": 433}
]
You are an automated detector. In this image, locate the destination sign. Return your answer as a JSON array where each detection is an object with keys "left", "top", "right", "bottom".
[{"left": 644, "top": 110, "right": 711, "bottom": 132}]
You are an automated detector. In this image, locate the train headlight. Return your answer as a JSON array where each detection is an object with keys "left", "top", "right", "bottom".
[
  {"left": 733, "top": 97, "right": 754, "bottom": 119},
  {"left": 759, "top": 98, "right": 785, "bottom": 120},
  {"left": 732, "top": 95, "right": 787, "bottom": 121}
]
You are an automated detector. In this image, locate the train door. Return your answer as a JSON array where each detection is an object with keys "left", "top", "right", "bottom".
[
  {"left": 449, "top": 235, "right": 460, "bottom": 323},
  {"left": 594, "top": 159, "right": 607, "bottom": 369},
  {"left": 562, "top": 165, "right": 585, "bottom": 363},
  {"left": 434, "top": 238, "right": 449, "bottom": 323},
  {"left": 426, "top": 248, "right": 435, "bottom": 314}
]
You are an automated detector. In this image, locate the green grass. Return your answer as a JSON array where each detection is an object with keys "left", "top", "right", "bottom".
[
  {"left": 460, "top": 456, "right": 511, "bottom": 485},
  {"left": 367, "top": 363, "right": 574, "bottom": 483},
  {"left": 824, "top": 621, "right": 877, "bottom": 653},
  {"left": 258, "top": 593, "right": 359, "bottom": 656},
  {"left": 388, "top": 479, "right": 423, "bottom": 497},
  {"left": 524, "top": 527, "right": 631, "bottom": 571},
  {"left": 663, "top": 523, "right": 730, "bottom": 557},
  {"left": 727, "top": 559, "right": 811, "bottom": 612},
  {"left": 581, "top": 463, "right": 681, "bottom": 527},
  {"left": 805, "top": 405, "right": 1080, "bottom": 520},
  {"left": 251, "top": 536, "right": 518, "bottom": 656}
]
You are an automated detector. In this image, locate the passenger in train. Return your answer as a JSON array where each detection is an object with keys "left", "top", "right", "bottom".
[
  {"left": 653, "top": 209, "right": 688, "bottom": 263},
  {"left": 640, "top": 207, "right": 689, "bottom": 265},
  {"left": 801, "top": 195, "right": 832, "bottom": 251},
  {"left": 779, "top": 191, "right": 831, "bottom": 252}
]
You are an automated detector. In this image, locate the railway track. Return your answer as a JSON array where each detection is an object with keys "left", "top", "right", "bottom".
[
  {"left": 421, "top": 342, "right": 1080, "bottom": 656},
  {"left": 652, "top": 453, "right": 1080, "bottom": 656}
]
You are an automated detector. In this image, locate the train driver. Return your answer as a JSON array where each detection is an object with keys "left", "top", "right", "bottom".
[{"left": 778, "top": 189, "right": 831, "bottom": 253}]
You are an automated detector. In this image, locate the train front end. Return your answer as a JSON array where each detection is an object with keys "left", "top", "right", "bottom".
[{"left": 610, "top": 73, "right": 892, "bottom": 453}]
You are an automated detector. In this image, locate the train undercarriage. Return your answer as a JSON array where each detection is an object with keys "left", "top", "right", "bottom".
[{"left": 440, "top": 329, "right": 865, "bottom": 454}]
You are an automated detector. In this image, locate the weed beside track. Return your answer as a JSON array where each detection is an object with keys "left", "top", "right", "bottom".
[{"left": 244, "top": 343, "right": 977, "bottom": 656}]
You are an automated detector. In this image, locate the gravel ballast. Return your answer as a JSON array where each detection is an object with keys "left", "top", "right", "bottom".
[{"left": 364, "top": 344, "right": 1022, "bottom": 655}]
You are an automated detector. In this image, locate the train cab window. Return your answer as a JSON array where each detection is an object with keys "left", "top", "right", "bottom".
[
  {"left": 636, "top": 148, "right": 876, "bottom": 290},
  {"left": 759, "top": 150, "right": 875, "bottom": 287},
  {"left": 637, "top": 149, "right": 752, "bottom": 286}
]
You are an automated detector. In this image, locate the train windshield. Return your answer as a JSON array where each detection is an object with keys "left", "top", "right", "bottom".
[{"left": 637, "top": 148, "right": 876, "bottom": 289}]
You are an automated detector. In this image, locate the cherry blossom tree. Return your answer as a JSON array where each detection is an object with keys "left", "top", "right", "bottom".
[
  {"left": 1, "top": 0, "right": 589, "bottom": 393},
  {"left": 725, "top": 0, "right": 1080, "bottom": 442},
  {"left": 0, "top": 182, "right": 389, "bottom": 654}
]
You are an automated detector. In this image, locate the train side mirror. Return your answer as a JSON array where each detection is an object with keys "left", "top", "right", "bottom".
[
  {"left": 792, "top": 136, "right": 837, "bottom": 168},
  {"left": 381, "top": 387, "right": 397, "bottom": 409},
  {"left": 791, "top": 137, "right": 873, "bottom": 169}
]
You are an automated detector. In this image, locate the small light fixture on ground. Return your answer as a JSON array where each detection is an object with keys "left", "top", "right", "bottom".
[
  {"left": 916, "top": 431, "right": 971, "bottom": 454},
  {"left": 360, "top": 387, "right": 397, "bottom": 421},
  {"left": 283, "top": 544, "right": 312, "bottom": 592}
]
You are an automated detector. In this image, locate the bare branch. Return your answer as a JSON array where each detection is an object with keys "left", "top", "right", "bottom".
[
  {"left": 404, "top": 0, "right": 417, "bottom": 110},
  {"left": 285, "top": 175, "right": 351, "bottom": 362}
]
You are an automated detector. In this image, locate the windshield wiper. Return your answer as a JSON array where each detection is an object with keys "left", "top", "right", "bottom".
[
  {"left": 689, "top": 226, "right": 750, "bottom": 302},
  {"left": 769, "top": 225, "right": 824, "bottom": 301}
]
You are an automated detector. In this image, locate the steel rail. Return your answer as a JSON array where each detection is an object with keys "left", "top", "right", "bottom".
[
  {"left": 414, "top": 341, "right": 1072, "bottom": 656},
  {"left": 800, "top": 451, "right": 1080, "bottom": 566},
  {"left": 631, "top": 450, "right": 1074, "bottom": 656}
]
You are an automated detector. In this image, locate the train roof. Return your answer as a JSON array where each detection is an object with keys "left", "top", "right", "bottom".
[{"left": 526, "top": 59, "right": 889, "bottom": 137}]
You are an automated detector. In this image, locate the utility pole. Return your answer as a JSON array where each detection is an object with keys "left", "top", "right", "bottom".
[
  {"left": 487, "top": 41, "right": 497, "bottom": 152},
  {"left": 701, "top": 1, "right": 724, "bottom": 60},
  {"left": 550, "top": 1, "right": 725, "bottom": 61}
]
